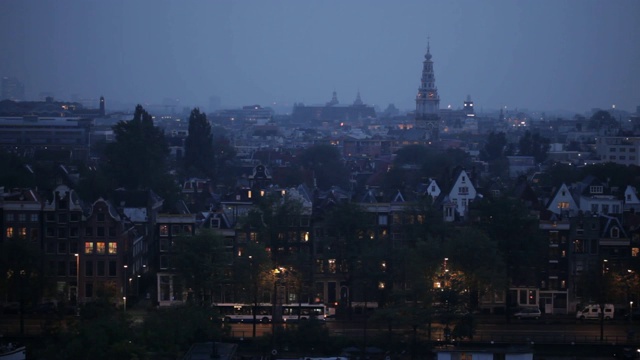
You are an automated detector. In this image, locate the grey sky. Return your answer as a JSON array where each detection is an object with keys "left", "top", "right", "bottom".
[{"left": 1, "top": 0, "right": 639, "bottom": 114}]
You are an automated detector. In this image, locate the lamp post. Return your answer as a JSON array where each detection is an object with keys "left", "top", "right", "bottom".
[
  {"left": 123, "top": 264, "right": 128, "bottom": 312},
  {"left": 74, "top": 254, "right": 79, "bottom": 316}
]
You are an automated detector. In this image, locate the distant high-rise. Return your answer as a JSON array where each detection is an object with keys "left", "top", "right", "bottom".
[
  {"left": 1, "top": 76, "right": 25, "bottom": 101},
  {"left": 415, "top": 40, "right": 440, "bottom": 140}
]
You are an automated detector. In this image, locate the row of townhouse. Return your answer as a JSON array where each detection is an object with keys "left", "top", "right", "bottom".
[
  {"left": 3, "top": 166, "right": 638, "bottom": 317},
  {"left": 0, "top": 185, "right": 161, "bottom": 308}
]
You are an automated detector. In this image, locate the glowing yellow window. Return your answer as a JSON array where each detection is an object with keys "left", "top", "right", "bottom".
[
  {"left": 108, "top": 242, "right": 118, "bottom": 255},
  {"left": 85, "top": 242, "right": 94, "bottom": 254},
  {"left": 6, "top": 227, "right": 14, "bottom": 238},
  {"left": 96, "top": 242, "right": 106, "bottom": 254}
]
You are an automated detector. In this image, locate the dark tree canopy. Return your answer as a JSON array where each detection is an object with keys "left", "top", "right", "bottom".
[
  {"left": 518, "top": 130, "right": 550, "bottom": 163},
  {"left": 297, "top": 144, "right": 349, "bottom": 190},
  {"left": 480, "top": 132, "right": 508, "bottom": 162},
  {"left": 183, "top": 108, "right": 214, "bottom": 178},
  {"left": 588, "top": 110, "right": 618, "bottom": 130},
  {"left": 104, "top": 105, "right": 170, "bottom": 190}
]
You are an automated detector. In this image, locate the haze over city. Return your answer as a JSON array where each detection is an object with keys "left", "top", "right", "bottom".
[{"left": 1, "top": 0, "right": 639, "bottom": 113}]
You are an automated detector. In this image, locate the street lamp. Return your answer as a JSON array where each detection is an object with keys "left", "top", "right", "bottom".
[
  {"left": 74, "top": 254, "right": 79, "bottom": 316},
  {"left": 123, "top": 264, "right": 128, "bottom": 312}
]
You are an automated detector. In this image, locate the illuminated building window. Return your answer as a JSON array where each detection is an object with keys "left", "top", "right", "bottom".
[
  {"left": 108, "top": 243, "right": 117, "bottom": 255},
  {"left": 328, "top": 259, "right": 337, "bottom": 273},
  {"left": 85, "top": 242, "right": 94, "bottom": 254},
  {"left": 96, "top": 242, "right": 106, "bottom": 254},
  {"left": 6, "top": 227, "right": 14, "bottom": 238}
]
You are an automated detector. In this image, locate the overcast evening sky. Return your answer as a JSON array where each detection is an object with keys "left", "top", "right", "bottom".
[{"left": 1, "top": 0, "right": 639, "bottom": 114}]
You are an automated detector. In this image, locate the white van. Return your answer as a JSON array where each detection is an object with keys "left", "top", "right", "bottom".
[{"left": 576, "top": 304, "right": 614, "bottom": 320}]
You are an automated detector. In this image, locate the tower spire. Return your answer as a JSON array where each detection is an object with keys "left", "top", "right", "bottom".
[{"left": 415, "top": 39, "right": 440, "bottom": 140}]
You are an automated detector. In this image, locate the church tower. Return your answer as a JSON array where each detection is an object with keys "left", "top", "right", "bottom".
[{"left": 415, "top": 40, "right": 440, "bottom": 140}]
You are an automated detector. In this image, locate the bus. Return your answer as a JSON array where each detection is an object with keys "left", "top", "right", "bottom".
[{"left": 213, "top": 303, "right": 327, "bottom": 323}]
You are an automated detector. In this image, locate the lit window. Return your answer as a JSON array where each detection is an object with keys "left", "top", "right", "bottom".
[
  {"left": 19, "top": 228, "right": 27, "bottom": 238},
  {"left": 108, "top": 242, "right": 118, "bottom": 255},
  {"left": 159, "top": 225, "right": 169, "bottom": 236},
  {"left": 85, "top": 242, "right": 94, "bottom": 254},
  {"left": 558, "top": 202, "right": 569, "bottom": 209},
  {"left": 96, "top": 242, "right": 106, "bottom": 254},
  {"left": 6, "top": 227, "right": 14, "bottom": 238}
]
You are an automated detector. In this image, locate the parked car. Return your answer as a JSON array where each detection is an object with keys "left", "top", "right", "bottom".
[{"left": 513, "top": 306, "right": 541, "bottom": 320}]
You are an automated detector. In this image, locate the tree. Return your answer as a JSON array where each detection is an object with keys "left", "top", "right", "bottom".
[
  {"left": 183, "top": 108, "right": 214, "bottom": 178},
  {"left": 0, "top": 238, "right": 46, "bottom": 335},
  {"left": 103, "top": 105, "right": 177, "bottom": 205},
  {"left": 445, "top": 226, "right": 505, "bottom": 311},
  {"left": 480, "top": 132, "right": 508, "bottom": 162},
  {"left": 518, "top": 130, "right": 550, "bottom": 163},
  {"left": 297, "top": 144, "right": 349, "bottom": 190},
  {"left": 588, "top": 110, "right": 618, "bottom": 131},
  {"left": 171, "top": 230, "right": 229, "bottom": 306},
  {"left": 472, "top": 196, "right": 546, "bottom": 318},
  {"left": 105, "top": 104, "right": 166, "bottom": 189}
]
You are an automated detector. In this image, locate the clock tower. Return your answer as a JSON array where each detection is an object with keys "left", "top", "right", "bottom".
[{"left": 415, "top": 40, "right": 440, "bottom": 140}]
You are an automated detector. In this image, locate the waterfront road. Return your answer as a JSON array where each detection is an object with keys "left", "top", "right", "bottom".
[{"left": 2, "top": 314, "right": 638, "bottom": 345}]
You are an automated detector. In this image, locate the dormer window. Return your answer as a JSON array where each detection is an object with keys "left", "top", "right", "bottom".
[
  {"left": 462, "top": 176, "right": 466, "bottom": 182},
  {"left": 611, "top": 227, "right": 619, "bottom": 238},
  {"left": 590, "top": 186, "right": 603, "bottom": 194}
]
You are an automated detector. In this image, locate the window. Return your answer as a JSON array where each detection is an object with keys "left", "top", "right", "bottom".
[
  {"left": 328, "top": 259, "right": 337, "bottom": 273},
  {"left": 97, "top": 213, "right": 105, "bottom": 222},
  {"left": 108, "top": 261, "right": 117, "bottom": 276},
  {"left": 611, "top": 227, "right": 619, "bottom": 238},
  {"left": 574, "top": 239, "right": 584, "bottom": 253},
  {"left": 172, "top": 225, "right": 181, "bottom": 235},
  {"left": 97, "top": 227, "right": 105, "bottom": 237},
  {"left": 558, "top": 202, "right": 569, "bottom": 209},
  {"left": 84, "top": 242, "right": 94, "bottom": 254},
  {"left": 459, "top": 186, "right": 469, "bottom": 195},
  {"left": 18, "top": 228, "right": 26, "bottom": 239},
  {"left": 108, "top": 242, "right": 118, "bottom": 255},
  {"left": 46, "top": 242, "right": 55, "bottom": 254},
  {"left": 30, "top": 228, "right": 39, "bottom": 241},
  {"left": 108, "top": 227, "right": 116, "bottom": 237},
  {"left": 69, "top": 241, "right": 78, "bottom": 254},
  {"left": 58, "top": 241, "right": 66, "bottom": 254},
  {"left": 602, "top": 205, "right": 609, "bottom": 214},
  {"left": 46, "top": 213, "right": 55, "bottom": 222},
  {"left": 30, "top": 214, "right": 38, "bottom": 222},
  {"left": 5, "top": 214, "right": 14, "bottom": 221},
  {"left": 58, "top": 214, "right": 67, "bottom": 223},
  {"left": 85, "top": 283, "right": 93, "bottom": 298},
  {"left": 85, "top": 261, "right": 93, "bottom": 276},
  {"left": 97, "top": 261, "right": 105, "bottom": 276},
  {"left": 590, "top": 186, "right": 603, "bottom": 194},
  {"left": 69, "top": 261, "right": 77, "bottom": 276},
  {"left": 70, "top": 213, "right": 79, "bottom": 222},
  {"left": 183, "top": 225, "right": 192, "bottom": 234},
  {"left": 5, "top": 227, "right": 13, "bottom": 238},
  {"left": 85, "top": 227, "right": 93, "bottom": 236},
  {"left": 58, "top": 261, "right": 67, "bottom": 276},
  {"left": 18, "top": 213, "right": 26, "bottom": 222},
  {"left": 159, "top": 225, "right": 169, "bottom": 236},
  {"left": 70, "top": 227, "right": 79, "bottom": 237},
  {"left": 96, "top": 242, "right": 106, "bottom": 254},
  {"left": 610, "top": 147, "right": 616, "bottom": 152},
  {"left": 591, "top": 204, "right": 598, "bottom": 213},
  {"left": 58, "top": 228, "right": 66, "bottom": 238}
]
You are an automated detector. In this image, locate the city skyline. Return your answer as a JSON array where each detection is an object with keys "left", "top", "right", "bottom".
[{"left": 1, "top": 0, "right": 639, "bottom": 113}]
